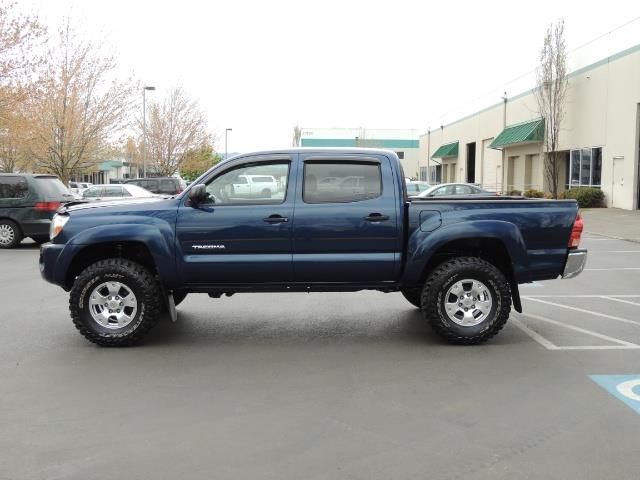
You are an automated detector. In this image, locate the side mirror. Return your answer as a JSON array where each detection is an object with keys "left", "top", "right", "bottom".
[{"left": 188, "top": 184, "right": 209, "bottom": 205}]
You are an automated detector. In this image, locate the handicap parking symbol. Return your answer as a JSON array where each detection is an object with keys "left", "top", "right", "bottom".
[{"left": 590, "top": 375, "right": 640, "bottom": 415}]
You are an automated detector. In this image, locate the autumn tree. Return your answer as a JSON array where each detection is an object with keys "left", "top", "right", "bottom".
[
  {"left": 535, "top": 19, "right": 568, "bottom": 199},
  {"left": 142, "top": 86, "right": 210, "bottom": 177},
  {"left": 180, "top": 143, "right": 220, "bottom": 181},
  {"left": 291, "top": 124, "right": 301, "bottom": 147},
  {"left": 0, "top": 1, "right": 46, "bottom": 122},
  {"left": 22, "top": 20, "right": 136, "bottom": 183}
]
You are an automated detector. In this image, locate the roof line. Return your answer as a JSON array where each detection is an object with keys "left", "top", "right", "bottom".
[{"left": 424, "top": 41, "right": 640, "bottom": 136}]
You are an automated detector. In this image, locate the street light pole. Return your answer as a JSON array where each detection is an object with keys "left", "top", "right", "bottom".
[
  {"left": 142, "top": 86, "right": 156, "bottom": 178},
  {"left": 225, "top": 128, "right": 232, "bottom": 160}
]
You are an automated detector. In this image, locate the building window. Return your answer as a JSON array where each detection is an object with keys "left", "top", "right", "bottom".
[
  {"left": 430, "top": 165, "right": 442, "bottom": 183},
  {"left": 396, "top": 151, "right": 405, "bottom": 159},
  {"left": 568, "top": 147, "right": 602, "bottom": 187},
  {"left": 420, "top": 167, "right": 428, "bottom": 182}
]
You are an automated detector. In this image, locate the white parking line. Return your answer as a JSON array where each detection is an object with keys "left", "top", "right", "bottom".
[
  {"left": 523, "top": 297, "right": 640, "bottom": 326},
  {"left": 512, "top": 313, "right": 640, "bottom": 350},
  {"left": 601, "top": 296, "right": 640, "bottom": 306},
  {"left": 523, "top": 295, "right": 640, "bottom": 298},
  {"left": 584, "top": 268, "right": 640, "bottom": 271}
]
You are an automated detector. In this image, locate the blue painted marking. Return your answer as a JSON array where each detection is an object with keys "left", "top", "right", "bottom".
[{"left": 590, "top": 375, "right": 640, "bottom": 415}]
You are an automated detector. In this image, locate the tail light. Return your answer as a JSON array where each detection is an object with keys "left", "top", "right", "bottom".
[
  {"left": 569, "top": 213, "right": 583, "bottom": 248},
  {"left": 34, "top": 202, "right": 62, "bottom": 212}
]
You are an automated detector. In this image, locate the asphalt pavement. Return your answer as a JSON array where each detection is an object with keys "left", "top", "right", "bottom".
[{"left": 1, "top": 235, "right": 640, "bottom": 480}]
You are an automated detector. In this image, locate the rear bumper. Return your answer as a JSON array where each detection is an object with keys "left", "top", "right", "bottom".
[{"left": 562, "top": 249, "right": 587, "bottom": 279}]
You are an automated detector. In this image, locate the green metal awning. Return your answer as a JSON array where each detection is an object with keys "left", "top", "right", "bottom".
[
  {"left": 432, "top": 141, "right": 459, "bottom": 158},
  {"left": 489, "top": 118, "right": 544, "bottom": 149}
]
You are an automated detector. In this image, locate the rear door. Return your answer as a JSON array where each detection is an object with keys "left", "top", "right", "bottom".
[
  {"left": 292, "top": 153, "right": 401, "bottom": 283},
  {"left": 175, "top": 154, "right": 297, "bottom": 285}
]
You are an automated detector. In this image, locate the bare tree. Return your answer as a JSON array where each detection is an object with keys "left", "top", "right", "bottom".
[
  {"left": 0, "top": 110, "right": 29, "bottom": 172},
  {"left": 22, "top": 21, "right": 136, "bottom": 183},
  {"left": 534, "top": 19, "right": 568, "bottom": 199},
  {"left": 142, "top": 87, "right": 209, "bottom": 177},
  {"left": 291, "top": 124, "right": 301, "bottom": 147}
]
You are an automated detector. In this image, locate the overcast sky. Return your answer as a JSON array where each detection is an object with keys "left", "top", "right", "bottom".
[{"left": 23, "top": 0, "right": 640, "bottom": 153}]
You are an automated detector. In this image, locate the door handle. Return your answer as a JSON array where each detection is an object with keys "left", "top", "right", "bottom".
[
  {"left": 364, "top": 213, "right": 389, "bottom": 222},
  {"left": 263, "top": 214, "right": 289, "bottom": 224}
]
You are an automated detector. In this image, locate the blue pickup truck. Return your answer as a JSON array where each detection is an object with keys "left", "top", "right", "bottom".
[{"left": 40, "top": 148, "right": 587, "bottom": 346}]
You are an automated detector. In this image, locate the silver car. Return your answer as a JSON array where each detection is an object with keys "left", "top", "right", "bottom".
[{"left": 81, "top": 184, "right": 156, "bottom": 202}]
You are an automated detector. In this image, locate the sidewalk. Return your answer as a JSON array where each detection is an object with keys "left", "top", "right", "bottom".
[{"left": 581, "top": 208, "right": 640, "bottom": 243}]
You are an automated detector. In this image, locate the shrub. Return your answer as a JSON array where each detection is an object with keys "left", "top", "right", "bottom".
[
  {"left": 523, "top": 189, "right": 544, "bottom": 198},
  {"left": 563, "top": 187, "right": 605, "bottom": 208},
  {"left": 507, "top": 189, "right": 521, "bottom": 196}
]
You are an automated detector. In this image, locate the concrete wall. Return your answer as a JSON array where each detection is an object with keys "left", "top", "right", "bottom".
[{"left": 419, "top": 44, "right": 640, "bottom": 209}]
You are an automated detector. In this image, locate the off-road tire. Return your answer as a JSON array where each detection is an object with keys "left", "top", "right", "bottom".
[
  {"left": 0, "top": 219, "right": 22, "bottom": 249},
  {"left": 421, "top": 257, "right": 511, "bottom": 345},
  {"left": 69, "top": 259, "right": 162, "bottom": 347},
  {"left": 400, "top": 288, "right": 422, "bottom": 308}
]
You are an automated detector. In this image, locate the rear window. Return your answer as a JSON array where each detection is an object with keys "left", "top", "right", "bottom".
[
  {"left": 303, "top": 161, "right": 382, "bottom": 203},
  {"left": 159, "top": 179, "right": 175, "bottom": 192},
  {"left": 33, "top": 177, "right": 72, "bottom": 198},
  {"left": 0, "top": 176, "right": 28, "bottom": 199},
  {"left": 251, "top": 176, "right": 274, "bottom": 183}
]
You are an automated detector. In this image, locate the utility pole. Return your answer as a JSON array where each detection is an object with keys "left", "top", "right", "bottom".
[
  {"left": 225, "top": 128, "right": 232, "bottom": 160},
  {"left": 142, "top": 86, "right": 155, "bottom": 178}
]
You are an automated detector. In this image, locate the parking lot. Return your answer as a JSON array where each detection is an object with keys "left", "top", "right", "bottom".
[{"left": 1, "top": 234, "right": 640, "bottom": 479}]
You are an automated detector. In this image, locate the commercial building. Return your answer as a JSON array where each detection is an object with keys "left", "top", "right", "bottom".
[
  {"left": 418, "top": 43, "right": 640, "bottom": 210},
  {"left": 300, "top": 128, "right": 421, "bottom": 178}
]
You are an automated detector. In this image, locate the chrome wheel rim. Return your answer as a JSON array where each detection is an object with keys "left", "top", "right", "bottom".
[
  {"left": 443, "top": 279, "right": 493, "bottom": 327},
  {"left": 0, "top": 224, "right": 15, "bottom": 246},
  {"left": 88, "top": 281, "right": 138, "bottom": 329}
]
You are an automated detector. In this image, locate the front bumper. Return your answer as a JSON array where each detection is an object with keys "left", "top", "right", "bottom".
[
  {"left": 39, "top": 242, "right": 65, "bottom": 286},
  {"left": 562, "top": 249, "right": 587, "bottom": 279}
]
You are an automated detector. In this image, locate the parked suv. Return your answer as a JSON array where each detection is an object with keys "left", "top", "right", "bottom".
[
  {"left": 0, "top": 174, "right": 74, "bottom": 248},
  {"left": 124, "top": 177, "right": 186, "bottom": 195}
]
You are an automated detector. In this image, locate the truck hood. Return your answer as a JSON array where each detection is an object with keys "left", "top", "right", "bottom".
[{"left": 59, "top": 197, "right": 167, "bottom": 214}]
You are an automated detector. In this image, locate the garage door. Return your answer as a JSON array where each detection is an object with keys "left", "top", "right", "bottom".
[{"left": 482, "top": 138, "right": 502, "bottom": 191}]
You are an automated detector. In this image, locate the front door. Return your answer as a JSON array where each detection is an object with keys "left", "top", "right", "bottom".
[
  {"left": 175, "top": 155, "right": 297, "bottom": 285},
  {"left": 292, "top": 153, "right": 401, "bottom": 283}
]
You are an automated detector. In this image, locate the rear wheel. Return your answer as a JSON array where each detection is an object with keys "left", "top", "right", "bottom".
[
  {"left": 0, "top": 219, "right": 22, "bottom": 249},
  {"left": 421, "top": 257, "right": 511, "bottom": 345},
  {"left": 69, "top": 259, "right": 162, "bottom": 347},
  {"left": 400, "top": 288, "right": 422, "bottom": 308}
]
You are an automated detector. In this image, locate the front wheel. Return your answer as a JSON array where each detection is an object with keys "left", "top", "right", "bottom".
[
  {"left": 421, "top": 257, "right": 511, "bottom": 345},
  {"left": 69, "top": 259, "right": 162, "bottom": 347}
]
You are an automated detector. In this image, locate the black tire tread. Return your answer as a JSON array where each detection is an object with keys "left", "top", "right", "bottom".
[
  {"left": 69, "top": 258, "right": 161, "bottom": 347},
  {"left": 421, "top": 256, "right": 511, "bottom": 345}
]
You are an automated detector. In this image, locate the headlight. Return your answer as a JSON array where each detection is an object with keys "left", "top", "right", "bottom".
[{"left": 50, "top": 214, "right": 69, "bottom": 240}]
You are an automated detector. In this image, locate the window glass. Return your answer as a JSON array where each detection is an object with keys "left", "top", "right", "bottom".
[
  {"left": 121, "top": 187, "right": 132, "bottom": 197},
  {"left": 205, "top": 162, "right": 289, "bottom": 204},
  {"left": 0, "top": 176, "right": 28, "bottom": 199},
  {"left": 580, "top": 148, "right": 592, "bottom": 185},
  {"left": 83, "top": 187, "right": 102, "bottom": 198},
  {"left": 570, "top": 150, "right": 580, "bottom": 185},
  {"left": 304, "top": 162, "right": 381, "bottom": 203},
  {"left": 591, "top": 147, "right": 602, "bottom": 186},
  {"left": 396, "top": 151, "right": 405, "bottom": 159},
  {"left": 432, "top": 185, "right": 454, "bottom": 196},
  {"left": 33, "top": 177, "right": 70, "bottom": 197},
  {"left": 251, "top": 176, "right": 275, "bottom": 183},
  {"left": 160, "top": 179, "right": 175, "bottom": 192},
  {"left": 454, "top": 185, "right": 473, "bottom": 194},
  {"left": 104, "top": 186, "right": 123, "bottom": 197},
  {"left": 406, "top": 184, "right": 419, "bottom": 194}
]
